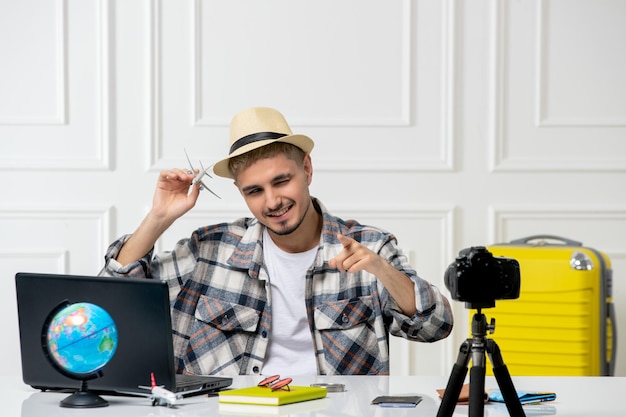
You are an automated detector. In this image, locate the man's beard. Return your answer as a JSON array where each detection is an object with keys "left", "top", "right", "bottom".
[{"left": 265, "top": 199, "right": 311, "bottom": 236}]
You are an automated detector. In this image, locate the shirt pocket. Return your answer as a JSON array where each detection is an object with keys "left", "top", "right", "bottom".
[
  {"left": 313, "top": 296, "right": 385, "bottom": 375},
  {"left": 314, "top": 296, "right": 375, "bottom": 330},
  {"left": 183, "top": 296, "right": 262, "bottom": 375},
  {"left": 194, "top": 295, "right": 260, "bottom": 332}
]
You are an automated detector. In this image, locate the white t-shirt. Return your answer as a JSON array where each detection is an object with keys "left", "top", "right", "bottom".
[{"left": 261, "top": 229, "right": 318, "bottom": 376}]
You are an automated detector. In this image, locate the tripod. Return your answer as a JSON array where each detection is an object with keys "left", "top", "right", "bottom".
[{"left": 436, "top": 308, "right": 526, "bottom": 417}]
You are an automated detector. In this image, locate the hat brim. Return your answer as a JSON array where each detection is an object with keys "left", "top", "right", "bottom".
[{"left": 212, "top": 134, "right": 314, "bottom": 179}]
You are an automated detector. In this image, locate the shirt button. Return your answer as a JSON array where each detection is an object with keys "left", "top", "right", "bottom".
[
  {"left": 341, "top": 314, "right": 349, "bottom": 323},
  {"left": 253, "top": 366, "right": 260, "bottom": 373},
  {"left": 221, "top": 315, "right": 228, "bottom": 325},
  {"left": 261, "top": 331, "right": 267, "bottom": 338}
]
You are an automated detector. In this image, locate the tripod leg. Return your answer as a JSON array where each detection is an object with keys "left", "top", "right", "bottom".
[
  {"left": 436, "top": 340, "right": 472, "bottom": 417},
  {"left": 469, "top": 340, "right": 486, "bottom": 417},
  {"left": 487, "top": 340, "right": 526, "bottom": 417}
]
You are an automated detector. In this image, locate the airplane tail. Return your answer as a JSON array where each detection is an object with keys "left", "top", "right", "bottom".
[{"left": 150, "top": 372, "right": 157, "bottom": 389}]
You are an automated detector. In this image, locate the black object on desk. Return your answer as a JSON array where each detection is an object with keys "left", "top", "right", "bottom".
[
  {"left": 372, "top": 395, "right": 422, "bottom": 408},
  {"left": 15, "top": 272, "right": 232, "bottom": 401}
]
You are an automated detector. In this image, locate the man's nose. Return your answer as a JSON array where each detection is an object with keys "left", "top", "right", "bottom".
[{"left": 265, "top": 189, "right": 281, "bottom": 209}]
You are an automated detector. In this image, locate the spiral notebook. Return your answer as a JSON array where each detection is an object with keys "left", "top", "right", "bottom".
[{"left": 15, "top": 272, "right": 232, "bottom": 396}]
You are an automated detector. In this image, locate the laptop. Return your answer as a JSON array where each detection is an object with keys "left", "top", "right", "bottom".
[{"left": 15, "top": 272, "right": 232, "bottom": 397}]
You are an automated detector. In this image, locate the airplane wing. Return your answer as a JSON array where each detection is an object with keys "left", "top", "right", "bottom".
[
  {"left": 138, "top": 384, "right": 164, "bottom": 390},
  {"left": 175, "top": 385, "right": 205, "bottom": 398},
  {"left": 184, "top": 149, "right": 196, "bottom": 171},
  {"left": 114, "top": 390, "right": 155, "bottom": 399},
  {"left": 198, "top": 179, "right": 221, "bottom": 198},
  {"left": 184, "top": 149, "right": 221, "bottom": 198}
]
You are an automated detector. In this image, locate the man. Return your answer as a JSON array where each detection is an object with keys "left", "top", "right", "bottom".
[{"left": 100, "top": 107, "right": 453, "bottom": 376}]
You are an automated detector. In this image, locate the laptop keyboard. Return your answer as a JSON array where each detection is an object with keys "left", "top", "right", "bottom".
[{"left": 176, "top": 374, "right": 211, "bottom": 386}]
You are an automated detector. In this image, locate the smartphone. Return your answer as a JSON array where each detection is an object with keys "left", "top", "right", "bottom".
[
  {"left": 371, "top": 395, "right": 422, "bottom": 407},
  {"left": 488, "top": 389, "right": 556, "bottom": 404}
]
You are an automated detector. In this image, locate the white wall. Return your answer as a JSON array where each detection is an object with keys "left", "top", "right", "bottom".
[{"left": 1, "top": 0, "right": 625, "bottom": 379}]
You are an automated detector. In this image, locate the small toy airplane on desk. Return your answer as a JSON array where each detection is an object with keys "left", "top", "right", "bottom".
[
  {"left": 184, "top": 149, "right": 221, "bottom": 199},
  {"left": 119, "top": 372, "right": 201, "bottom": 408}
]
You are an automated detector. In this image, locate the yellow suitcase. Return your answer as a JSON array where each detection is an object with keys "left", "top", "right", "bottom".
[{"left": 470, "top": 235, "right": 616, "bottom": 376}]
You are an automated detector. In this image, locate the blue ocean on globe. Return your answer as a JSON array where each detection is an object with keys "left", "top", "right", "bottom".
[{"left": 46, "top": 302, "right": 118, "bottom": 376}]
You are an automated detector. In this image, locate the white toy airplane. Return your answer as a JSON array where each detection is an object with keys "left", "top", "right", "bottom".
[
  {"left": 119, "top": 373, "right": 202, "bottom": 408},
  {"left": 184, "top": 149, "right": 221, "bottom": 199},
  {"left": 139, "top": 373, "right": 180, "bottom": 407}
]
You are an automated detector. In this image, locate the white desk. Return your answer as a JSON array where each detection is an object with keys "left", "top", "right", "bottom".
[{"left": 9, "top": 374, "right": 624, "bottom": 416}]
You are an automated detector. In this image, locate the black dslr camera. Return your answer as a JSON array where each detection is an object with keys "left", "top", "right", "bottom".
[{"left": 444, "top": 246, "right": 520, "bottom": 309}]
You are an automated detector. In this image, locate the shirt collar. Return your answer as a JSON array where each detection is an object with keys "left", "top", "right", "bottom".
[{"left": 227, "top": 197, "right": 338, "bottom": 275}]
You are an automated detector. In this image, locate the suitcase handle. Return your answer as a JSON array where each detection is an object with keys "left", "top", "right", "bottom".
[
  {"left": 509, "top": 235, "right": 582, "bottom": 247},
  {"left": 608, "top": 303, "right": 617, "bottom": 376}
]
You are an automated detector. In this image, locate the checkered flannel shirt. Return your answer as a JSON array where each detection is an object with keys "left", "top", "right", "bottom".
[{"left": 100, "top": 199, "right": 453, "bottom": 376}]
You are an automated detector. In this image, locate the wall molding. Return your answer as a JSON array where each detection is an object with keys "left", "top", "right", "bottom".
[
  {"left": 0, "top": 0, "right": 67, "bottom": 125},
  {"left": 487, "top": 0, "right": 626, "bottom": 172},
  {"left": 0, "top": 0, "right": 112, "bottom": 171},
  {"left": 488, "top": 205, "right": 626, "bottom": 256},
  {"left": 147, "top": 0, "right": 162, "bottom": 172},
  {"left": 0, "top": 206, "right": 113, "bottom": 271},
  {"left": 330, "top": 205, "right": 456, "bottom": 262},
  {"left": 147, "top": 0, "right": 457, "bottom": 173},
  {"left": 535, "top": 0, "right": 626, "bottom": 127},
  {"left": 0, "top": 250, "right": 69, "bottom": 274},
  {"left": 190, "top": 1, "right": 413, "bottom": 128}
]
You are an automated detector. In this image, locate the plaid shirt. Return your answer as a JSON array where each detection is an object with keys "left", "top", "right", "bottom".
[{"left": 100, "top": 199, "right": 453, "bottom": 376}]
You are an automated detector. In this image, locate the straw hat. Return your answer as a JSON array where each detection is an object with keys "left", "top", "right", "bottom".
[{"left": 212, "top": 107, "right": 314, "bottom": 179}]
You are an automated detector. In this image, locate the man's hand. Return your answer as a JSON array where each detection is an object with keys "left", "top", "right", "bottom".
[
  {"left": 151, "top": 169, "right": 201, "bottom": 223},
  {"left": 116, "top": 169, "right": 200, "bottom": 267},
  {"left": 329, "top": 233, "right": 417, "bottom": 316},
  {"left": 329, "top": 234, "right": 384, "bottom": 275}
]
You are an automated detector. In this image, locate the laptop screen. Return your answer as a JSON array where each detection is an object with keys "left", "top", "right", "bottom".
[{"left": 15, "top": 272, "right": 231, "bottom": 395}]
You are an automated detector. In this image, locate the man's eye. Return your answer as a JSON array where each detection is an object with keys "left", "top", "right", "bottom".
[{"left": 246, "top": 188, "right": 261, "bottom": 195}]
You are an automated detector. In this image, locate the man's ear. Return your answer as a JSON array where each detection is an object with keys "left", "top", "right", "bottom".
[
  {"left": 303, "top": 154, "right": 313, "bottom": 184},
  {"left": 233, "top": 180, "right": 243, "bottom": 195}
]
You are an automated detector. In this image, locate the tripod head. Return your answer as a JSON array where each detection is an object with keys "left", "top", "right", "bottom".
[{"left": 470, "top": 308, "right": 496, "bottom": 340}]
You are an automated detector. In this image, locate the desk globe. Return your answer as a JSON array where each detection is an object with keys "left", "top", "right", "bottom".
[{"left": 44, "top": 301, "right": 118, "bottom": 408}]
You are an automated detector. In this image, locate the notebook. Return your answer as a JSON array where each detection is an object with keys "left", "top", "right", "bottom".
[
  {"left": 218, "top": 385, "right": 327, "bottom": 406},
  {"left": 15, "top": 272, "right": 232, "bottom": 397}
]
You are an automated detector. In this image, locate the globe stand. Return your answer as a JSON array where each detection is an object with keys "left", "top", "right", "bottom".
[{"left": 60, "top": 379, "right": 108, "bottom": 408}]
